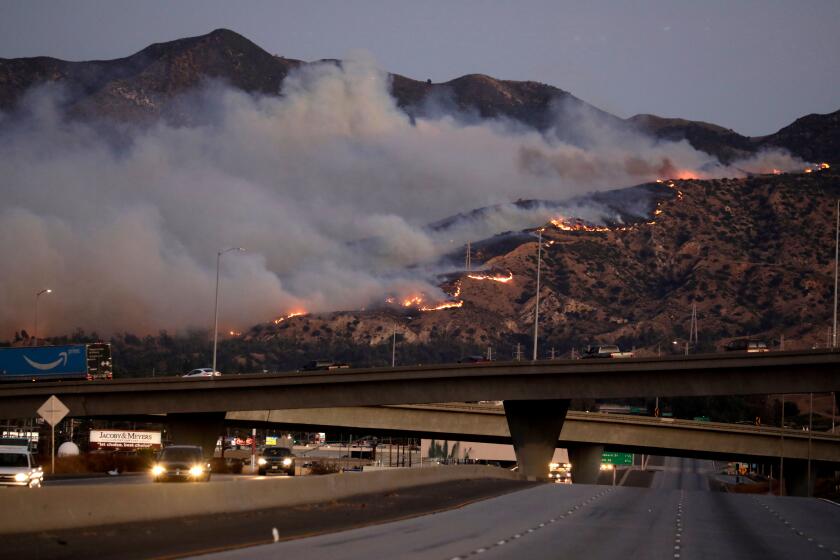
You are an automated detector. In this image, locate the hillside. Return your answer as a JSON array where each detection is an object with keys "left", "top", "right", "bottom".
[{"left": 199, "top": 167, "right": 839, "bottom": 371}]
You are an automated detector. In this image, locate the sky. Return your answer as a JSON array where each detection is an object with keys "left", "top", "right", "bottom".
[{"left": 1, "top": 0, "right": 838, "bottom": 136}]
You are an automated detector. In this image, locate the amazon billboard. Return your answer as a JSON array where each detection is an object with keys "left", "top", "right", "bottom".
[{"left": 0, "top": 344, "right": 90, "bottom": 380}]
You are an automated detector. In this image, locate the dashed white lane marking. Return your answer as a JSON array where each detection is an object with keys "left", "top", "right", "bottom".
[
  {"left": 754, "top": 497, "right": 839, "bottom": 557},
  {"left": 673, "top": 490, "right": 685, "bottom": 559},
  {"left": 447, "top": 488, "right": 615, "bottom": 559}
]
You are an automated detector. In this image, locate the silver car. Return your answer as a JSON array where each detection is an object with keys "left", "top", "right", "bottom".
[{"left": 183, "top": 368, "right": 222, "bottom": 377}]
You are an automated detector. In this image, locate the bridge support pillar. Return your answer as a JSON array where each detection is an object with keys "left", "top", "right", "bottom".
[
  {"left": 503, "top": 399, "right": 569, "bottom": 481},
  {"left": 568, "top": 444, "right": 604, "bottom": 484},
  {"left": 166, "top": 412, "right": 226, "bottom": 458},
  {"left": 783, "top": 459, "right": 827, "bottom": 497}
]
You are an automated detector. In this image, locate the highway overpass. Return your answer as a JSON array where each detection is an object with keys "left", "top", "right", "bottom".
[
  {"left": 226, "top": 403, "right": 840, "bottom": 464},
  {"left": 1, "top": 350, "right": 838, "bottom": 481},
  {"left": 226, "top": 403, "right": 840, "bottom": 495}
]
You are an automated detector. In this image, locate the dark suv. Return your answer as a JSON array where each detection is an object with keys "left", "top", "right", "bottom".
[
  {"left": 258, "top": 446, "right": 296, "bottom": 476},
  {"left": 151, "top": 445, "right": 211, "bottom": 482}
]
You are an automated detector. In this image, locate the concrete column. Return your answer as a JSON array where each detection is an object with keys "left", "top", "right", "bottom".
[
  {"left": 568, "top": 444, "right": 605, "bottom": 485},
  {"left": 503, "top": 399, "right": 569, "bottom": 481},
  {"left": 166, "top": 412, "right": 226, "bottom": 458}
]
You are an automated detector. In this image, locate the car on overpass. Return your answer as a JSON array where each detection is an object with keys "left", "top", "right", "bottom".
[
  {"left": 257, "top": 446, "right": 296, "bottom": 476},
  {"left": 300, "top": 360, "right": 350, "bottom": 372},
  {"left": 183, "top": 368, "right": 222, "bottom": 378},
  {"left": 581, "top": 345, "right": 634, "bottom": 358},
  {"left": 724, "top": 339, "right": 769, "bottom": 353},
  {"left": 151, "top": 445, "right": 211, "bottom": 482}
]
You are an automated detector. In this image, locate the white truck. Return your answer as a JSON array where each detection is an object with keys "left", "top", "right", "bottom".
[
  {"left": 581, "top": 345, "right": 635, "bottom": 359},
  {"left": 0, "top": 445, "right": 43, "bottom": 487}
]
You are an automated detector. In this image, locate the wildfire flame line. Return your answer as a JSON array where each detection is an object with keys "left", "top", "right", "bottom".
[
  {"left": 550, "top": 217, "right": 610, "bottom": 232},
  {"left": 466, "top": 271, "right": 514, "bottom": 283},
  {"left": 420, "top": 300, "right": 463, "bottom": 311},
  {"left": 273, "top": 311, "right": 307, "bottom": 325}
]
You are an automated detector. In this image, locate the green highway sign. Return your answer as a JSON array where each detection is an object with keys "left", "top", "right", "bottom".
[{"left": 601, "top": 452, "right": 633, "bottom": 466}]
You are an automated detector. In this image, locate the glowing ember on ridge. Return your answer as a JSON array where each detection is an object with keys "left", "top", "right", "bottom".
[
  {"left": 420, "top": 300, "right": 464, "bottom": 311},
  {"left": 550, "top": 216, "right": 610, "bottom": 232},
  {"left": 273, "top": 311, "right": 307, "bottom": 325},
  {"left": 467, "top": 271, "right": 514, "bottom": 283}
]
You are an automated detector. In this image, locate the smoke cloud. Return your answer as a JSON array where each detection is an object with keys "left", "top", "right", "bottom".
[{"left": 0, "top": 53, "right": 805, "bottom": 336}]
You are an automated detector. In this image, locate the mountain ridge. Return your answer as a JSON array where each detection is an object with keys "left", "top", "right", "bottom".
[{"left": 2, "top": 28, "right": 837, "bottom": 162}]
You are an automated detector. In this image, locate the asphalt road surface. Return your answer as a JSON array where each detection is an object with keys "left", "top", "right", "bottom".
[
  {"left": 197, "top": 467, "right": 840, "bottom": 560},
  {"left": 651, "top": 456, "right": 715, "bottom": 491}
]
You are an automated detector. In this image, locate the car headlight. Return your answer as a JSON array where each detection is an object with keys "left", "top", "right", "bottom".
[
  {"left": 189, "top": 465, "right": 204, "bottom": 477},
  {"left": 152, "top": 465, "right": 165, "bottom": 476},
  {"left": 282, "top": 458, "right": 292, "bottom": 466},
  {"left": 258, "top": 458, "right": 267, "bottom": 466},
  {"left": 14, "top": 472, "right": 28, "bottom": 482}
]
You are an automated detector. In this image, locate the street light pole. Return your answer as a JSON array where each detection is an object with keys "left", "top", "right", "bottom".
[
  {"left": 392, "top": 322, "right": 397, "bottom": 367},
  {"left": 33, "top": 288, "right": 52, "bottom": 345},
  {"left": 833, "top": 200, "right": 839, "bottom": 347},
  {"left": 532, "top": 229, "right": 543, "bottom": 361},
  {"left": 212, "top": 248, "right": 245, "bottom": 376}
]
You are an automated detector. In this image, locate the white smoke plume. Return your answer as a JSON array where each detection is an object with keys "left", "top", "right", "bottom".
[{"left": 0, "top": 53, "right": 805, "bottom": 336}]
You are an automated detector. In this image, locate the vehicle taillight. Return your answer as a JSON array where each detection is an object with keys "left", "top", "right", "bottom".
[{"left": 86, "top": 374, "right": 93, "bottom": 381}]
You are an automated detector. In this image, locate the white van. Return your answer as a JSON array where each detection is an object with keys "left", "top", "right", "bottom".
[{"left": 0, "top": 445, "right": 43, "bottom": 488}]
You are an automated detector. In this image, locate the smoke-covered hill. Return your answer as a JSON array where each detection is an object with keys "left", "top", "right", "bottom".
[
  {"left": 2, "top": 28, "right": 837, "bottom": 162},
  {"left": 1, "top": 28, "right": 838, "bottom": 359}
]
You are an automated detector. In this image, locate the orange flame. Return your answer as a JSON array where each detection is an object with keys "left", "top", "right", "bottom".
[
  {"left": 467, "top": 271, "right": 514, "bottom": 283},
  {"left": 403, "top": 296, "right": 424, "bottom": 307},
  {"left": 421, "top": 300, "right": 464, "bottom": 311},
  {"left": 273, "top": 311, "right": 307, "bottom": 325},
  {"left": 550, "top": 217, "right": 610, "bottom": 232}
]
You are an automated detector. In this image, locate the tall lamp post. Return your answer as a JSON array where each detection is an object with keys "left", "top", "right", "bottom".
[
  {"left": 833, "top": 199, "right": 839, "bottom": 347},
  {"left": 532, "top": 228, "right": 544, "bottom": 361},
  {"left": 34, "top": 288, "right": 52, "bottom": 345},
  {"left": 212, "top": 248, "right": 245, "bottom": 376}
]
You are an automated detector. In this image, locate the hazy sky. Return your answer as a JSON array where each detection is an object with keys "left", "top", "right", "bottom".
[{"left": 1, "top": 0, "right": 838, "bottom": 136}]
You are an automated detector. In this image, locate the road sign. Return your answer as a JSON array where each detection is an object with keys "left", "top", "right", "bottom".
[
  {"left": 601, "top": 452, "right": 633, "bottom": 466},
  {"left": 37, "top": 395, "right": 69, "bottom": 427},
  {"left": 37, "top": 395, "right": 69, "bottom": 475}
]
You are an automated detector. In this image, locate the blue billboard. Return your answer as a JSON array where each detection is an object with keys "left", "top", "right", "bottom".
[{"left": 0, "top": 345, "right": 88, "bottom": 379}]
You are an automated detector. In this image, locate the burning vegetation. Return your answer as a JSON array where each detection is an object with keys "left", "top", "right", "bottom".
[
  {"left": 273, "top": 311, "right": 307, "bottom": 325},
  {"left": 466, "top": 271, "right": 514, "bottom": 283}
]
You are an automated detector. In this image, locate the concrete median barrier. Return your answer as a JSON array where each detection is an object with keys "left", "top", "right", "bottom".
[{"left": 0, "top": 465, "right": 521, "bottom": 535}]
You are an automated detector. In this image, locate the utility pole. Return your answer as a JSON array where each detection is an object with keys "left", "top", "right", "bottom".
[
  {"left": 486, "top": 346, "right": 492, "bottom": 361},
  {"left": 780, "top": 394, "right": 785, "bottom": 496},
  {"left": 515, "top": 343, "right": 522, "bottom": 361},
  {"left": 213, "top": 248, "right": 245, "bottom": 377},
  {"left": 391, "top": 322, "right": 397, "bottom": 367},
  {"left": 807, "top": 392, "right": 813, "bottom": 497},
  {"left": 533, "top": 229, "right": 543, "bottom": 361},
  {"left": 550, "top": 347, "right": 556, "bottom": 360},
  {"left": 834, "top": 199, "right": 839, "bottom": 347},
  {"left": 689, "top": 303, "right": 698, "bottom": 348}
]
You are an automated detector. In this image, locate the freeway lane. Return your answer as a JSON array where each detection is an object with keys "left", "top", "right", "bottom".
[
  {"left": 198, "top": 484, "right": 840, "bottom": 560},
  {"left": 652, "top": 457, "right": 714, "bottom": 491}
]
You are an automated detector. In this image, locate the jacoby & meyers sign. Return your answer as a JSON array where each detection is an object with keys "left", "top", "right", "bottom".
[{"left": 89, "top": 430, "right": 162, "bottom": 450}]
